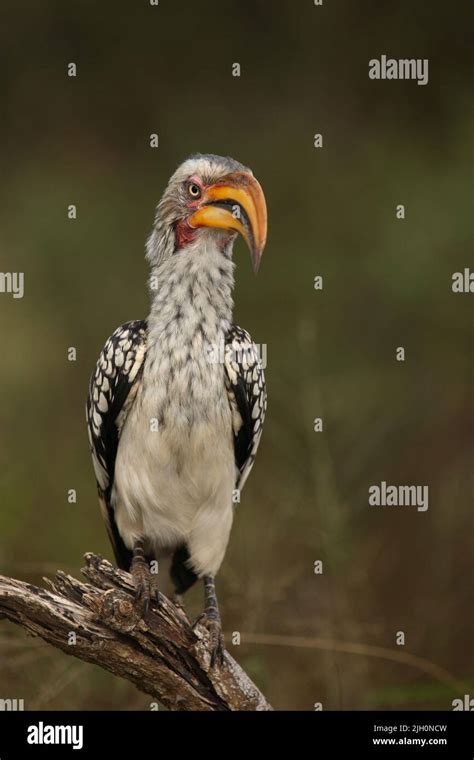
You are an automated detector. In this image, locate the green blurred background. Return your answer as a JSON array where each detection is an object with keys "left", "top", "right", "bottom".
[{"left": 0, "top": 0, "right": 472, "bottom": 710}]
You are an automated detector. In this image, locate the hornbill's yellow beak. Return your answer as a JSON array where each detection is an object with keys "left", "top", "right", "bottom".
[{"left": 189, "top": 172, "right": 267, "bottom": 273}]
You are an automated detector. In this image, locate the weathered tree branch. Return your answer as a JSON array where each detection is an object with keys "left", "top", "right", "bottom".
[{"left": 0, "top": 553, "right": 271, "bottom": 711}]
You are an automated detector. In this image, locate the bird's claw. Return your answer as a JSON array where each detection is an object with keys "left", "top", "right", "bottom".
[
  {"left": 192, "top": 611, "right": 206, "bottom": 629},
  {"left": 194, "top": 612, "right": 225, "bottom": 667},
  {"left": 132, "top": 562, "right": 159, "bottom": 618},
  {"left": 208, "top": 619, "right": 225, "bottom": 668}
]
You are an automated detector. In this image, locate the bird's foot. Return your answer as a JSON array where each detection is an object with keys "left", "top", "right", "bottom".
[
  {"left": 193, "top": 611, "right": 225, "bottom": 667},
  {"left": 131, "top": 554, "right": 159, "bottom": 618}
]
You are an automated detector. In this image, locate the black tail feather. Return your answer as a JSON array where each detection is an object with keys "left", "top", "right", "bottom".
[{"left": 170, "top": 545, "right": 198, "bottom": 594}]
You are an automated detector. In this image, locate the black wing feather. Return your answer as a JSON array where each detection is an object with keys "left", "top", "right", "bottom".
[
  {"left": 224, "top": 324, "right": 266, "bottom": 490},
  {"left": 86, "top": 319, "right": 147, "bottom": 570}
]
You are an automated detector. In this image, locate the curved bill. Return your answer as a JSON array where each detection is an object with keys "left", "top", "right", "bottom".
[{"left": 189, "top": 171, "right": 267, "bottom": 273}]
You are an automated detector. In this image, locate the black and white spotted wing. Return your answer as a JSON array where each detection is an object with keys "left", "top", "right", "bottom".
[
  {"left": 86, "top": 319, "right": 147, "bottom": 569},
  {"left": 224, "top": 325, "right": 267, "bottom": 491}
]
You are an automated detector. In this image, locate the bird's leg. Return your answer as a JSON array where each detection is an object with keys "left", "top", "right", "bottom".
[
  {"left": 194, "top": 575, "right": 225, "bottom": 667},
  {"left": 131, "top": 540, "right": 159, "bottom": 616}
]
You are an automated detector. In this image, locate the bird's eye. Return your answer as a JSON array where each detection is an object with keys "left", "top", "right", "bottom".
[{"left": 187, "top": 183, "right": 201, "bottom": 199}]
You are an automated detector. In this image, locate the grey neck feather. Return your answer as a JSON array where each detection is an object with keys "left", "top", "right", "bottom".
[
  {"left": 149, "top": 231, "right": 234, "bottom": 329},
  {"left": 146, "top": 230, "right": 235, "bottom": 351},
  {"left": 143, "top": 232, "right": 236, "bottom": 426}
]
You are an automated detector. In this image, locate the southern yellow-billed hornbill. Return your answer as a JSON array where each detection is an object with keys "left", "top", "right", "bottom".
[{"left": 86, "top": 154, "right": 267, "bottom": 664}]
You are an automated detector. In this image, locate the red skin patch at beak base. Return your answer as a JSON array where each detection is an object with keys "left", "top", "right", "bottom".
[
  {"left": 174, "top": 218, "right": 234, "bottom": 253},
  {"left": 174, "top": 218, "right": 199, "bottom": 251}
]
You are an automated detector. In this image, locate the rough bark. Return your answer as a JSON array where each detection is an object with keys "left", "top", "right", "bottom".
[{"left": 0, "top": 553, "right": 271, "bottom": 712}]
